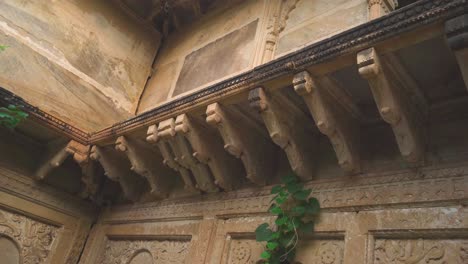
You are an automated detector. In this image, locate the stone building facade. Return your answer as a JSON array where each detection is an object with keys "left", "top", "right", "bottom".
[{"left": 0, "top": 0, "right": 467, "bottom": 263}]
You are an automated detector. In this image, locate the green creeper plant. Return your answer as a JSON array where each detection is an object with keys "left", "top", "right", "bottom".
[
  {"left": 0, "top": 45, "right": 8, "bottom": 52},
  {"left": 0, "top": 105, "right": 28, "bottom": 129},
  {"left": 255, "top": 173, "right": 320, "bottom": 264}
]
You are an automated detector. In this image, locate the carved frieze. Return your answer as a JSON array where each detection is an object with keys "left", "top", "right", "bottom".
[
  {"left": 206, "top": 103, "right": 278, "bottom": 186},
  {"left": 445, "top": 14, "right": 468, "bottom": 91},
  {"left": 367, "top": 0, "right": 398, "bottom": 20},
  {"left": 101, "top": 239, "right": 190, "bottom": 264},
  {"left": 115, "top": 136, "right": 176, "bottom": 198},
  {"left": 175, "top": 114, "right": 243, "bottom": 191},
  {"left": 158, "top": 119, "right": 218, "bottom": 193},
  {"left": 374, "top": 238, "right": 468, "bottom": 263},
  {"left": 293, "top": 71, "right": 360, "bottom": 173},
  {"left": 249, "top": 87, "right": 317, "bottom": 181},
  {"left": 0, "top": 209, "right": 59, "bottom": 264},
  {"left": 358, "top": 48, "right": 426, "bottom": 163}
]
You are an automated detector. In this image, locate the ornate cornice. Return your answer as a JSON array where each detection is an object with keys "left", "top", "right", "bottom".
[
  {"left": 1, "top": 0, "right": 466, "bottom": 144},
  {"left": 102, "top": 162, "right": 468, "bottom": 223}
]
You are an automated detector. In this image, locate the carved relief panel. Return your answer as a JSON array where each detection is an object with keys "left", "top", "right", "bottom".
[
  {"left": 0, "top": 209, "right": 59, "bottom": 264},
  {"left": 101, "top": 239, "right": 190, "bottom": 264}
]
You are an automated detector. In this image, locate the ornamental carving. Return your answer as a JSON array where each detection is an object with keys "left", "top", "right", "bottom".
[
  {"left": 0, "top": 209, "right": 59, "bottom": 264},
  {"left": 228, "top": 240, "right": 264, "bottom": 264},
  {"left": 374, "top": 238, "right": 468, "bottom": 263},
  {"left": 101, "top": 239, "right": 190, "bottom": 264}
]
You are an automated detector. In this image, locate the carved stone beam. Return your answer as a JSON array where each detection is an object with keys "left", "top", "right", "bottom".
[
  {"left": 90, "top": 145, "right": 145, "bottom": 202},
  {"left": 293, "top": 71, "right": 360, "bottom": 173},
  {"left": 146, "top": 124, "right": 199, "bottom": 193},
  {"left": 367, "top": 0, "right": 398, "bottom": 20},
  {"left": 35, "top": 140, "right": 71, "bottom": 180},
  {"left": 175, "top": 114, "right": 243, "bottom": 190},
  {"left": 158, "top": 119, "right": 218, "bottom": 193},
  {"left": 249, "top": 87, "right": 317, "bottom": 181},
  {"left": 358, "top": 48, "right": 425, "bottom": 163},
  {"left": 65, "top": 141, "right": 101, "bottom": 199},
  {"left": 115, "top": 136, "right": 175, "bottom": 199},
  {"left": 206, "top": 103, "right": 277, "bottom": 185},
  {"left": 446, "top": 14, "right": 468, "bottom": 91}
]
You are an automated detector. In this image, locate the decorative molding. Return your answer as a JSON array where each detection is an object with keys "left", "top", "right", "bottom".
[
  {"left": 293, "top": 71, "right": 360, "bottom": 173},
  {"left": 206, "top": 102, "right": 278, "bottom": 186},
  {"left": 368, "top": 0, "right": 398, "bottom": 20},
  {"left": 358, "top": 48, "right": 426, "bottom": 163},
  {"left": 249, "top": 87, "right": 317, "bottom": 180},
  {"left": 175, "top": 114, "right": 243, "bottom": 191},
  {"left": 115, "top": 136, "right": 175, "bottom": 198},
  {"left": 102, "top": 163, "right": 468, "bottom": 223},
  {"left": 0, "top": 208, "right": 59, "bottom": 264}
]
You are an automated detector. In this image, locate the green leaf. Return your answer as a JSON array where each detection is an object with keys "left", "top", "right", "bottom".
[
  {"left": 0, "top": 45, "right": 8, "bottom": 52},
  {"left": 271, "top": 185, "right": 282, "bottom": 194},
  {"left": 286, "top": 182, "right": 303, "bottom": 194},
  {"left": 278, "top": 232, "right": 295, "bottom": 247},
  {"left": 305, "top": 197, "right": 320, "bottom": 215},
  {"left": 293, "top": 189, "right": 311, "bottom": 200},
  {"left": 255, "top": 223, "right": 273, "bottom": 242},
  {"left": 261, "top": 251, "right": 271, "bottom": 259},
  {"left": 281, "top": 173, "right": 297, "bottom": 184},
  {"left": 292, "top": 205, "right": 305, "bottom": 216},
  {"left": 269, "top": 205, "right": 283, "bottom": 215},
  {"left": 299, "top": 221, "right": 314, "bottom": 233},
  {"left": 275, "top": 216, "right": 288, "bottom": 226},
  {"left": 266, "top": 241, "right": 279, "bottom": 250},
  {"left": 275, "top": 195, "right": 287, "bottom": 205},
  {"left": 271, "top": 232, "right": 280, "bottom": 240}
]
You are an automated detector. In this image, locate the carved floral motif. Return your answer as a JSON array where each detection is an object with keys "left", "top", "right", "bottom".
[
  {"left": 0, "top": 209, "right": 59, "bottom": 264},
  {"left": 374, "top": 239, "right": 468, "bottom": 263},
  {"left": 102, "top": 239, "right": 190, "bottom": 264}
]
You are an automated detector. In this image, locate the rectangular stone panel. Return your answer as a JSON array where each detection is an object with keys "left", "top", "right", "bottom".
[{"left": 172, "top": 20, "right": 258, "bottom": 97}]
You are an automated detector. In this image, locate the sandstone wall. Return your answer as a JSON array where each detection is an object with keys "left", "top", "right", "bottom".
[{"left": 0, "top": 0, "right": 160, "bottom": 131}]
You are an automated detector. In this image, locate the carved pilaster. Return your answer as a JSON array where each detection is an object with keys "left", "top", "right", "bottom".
[
  {"left": 249, "top": 87, "right": 317, "bottom": 180},
  {"left": 206, "top": 103, "right": 278, "bottom": 185},
  {"left": 358, "top": 48, "right": 425, "bottom": 163},
  {"left": 293, "top": 71, "right": 360, "bottom": 173},
  {"left": 158, "top": 119, "right": 218, "bottom": 193},
  {"left": 35, "top": 140, "right": 71, "bottom": 180},
  {"left": 65, "top": 141, "right": 102, "bottom": 199},
  {"left": 115, "top": 136, "right": 176, "bottom": 198},
  {"left": 367, "top": 0, "right": 398, "bottom": 20},
  {"left": 90, "top": 145, "right": 146, "bottom": 202},
  {"left": 445, "top": 14, "right": 468, "bottom": 91},
  {"left": 147, "top": 124, "right": 198, "bottom": 193},
  {"left": 175, "top": 114, "right": 243, "bottom": 190}
]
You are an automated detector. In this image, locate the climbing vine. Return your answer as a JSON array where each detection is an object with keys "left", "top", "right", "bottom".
[
  {"left": 0, "top": 105, "right": 28, "bottom": 129},
  {"left": 0, "top": 45, "right": 7, "bottom": 52},
  {"left": 255, "top": 173, "right": 320, "bottom": 264}
]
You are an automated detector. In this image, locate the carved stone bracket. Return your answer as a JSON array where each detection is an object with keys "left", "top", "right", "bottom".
[
  {"left": 293, "top": 71, "right": 360, "bottom": 173},
  {"left": 158, "top": 119, "right": 218, "bottom": 193},
  {"left": 65, "top": 141, "right": 102, "bottom": 199},
  {"left": 115, "top": 136, "right": 176, "bottom": 199},
  {"left": 249, "top": 87, "right": 317, "bottom": 180},
  {"left": 206, "top": 102, "right": 278, "bottom": 185},
  {"left": 90, "top": 145, "right": 146, "bottom": 202},
  {"left": 445, "top": 14, "right": 468, "bottom": 91},
  {"left": 367, "top": 0, "right": 398, "bottom": 20},
  {"left": 358, "top": 47, "right": 425, "bottom": 163},
  {"left": 35, "top": 140, "right": 71, "bottom": 180},
  {"left": 175, "top": 114, "right": 244, "bottom": 190},
  {"left": 146, "top": 124, "right": 198, "bottom": 193}
]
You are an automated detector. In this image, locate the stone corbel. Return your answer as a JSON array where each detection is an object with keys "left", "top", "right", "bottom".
[
  {"left": 358, "top": 48, "right": 425, "bottom": 163},
  {"left": 115, "top": 136, "right": 175, "bottom": 198},
  {"left": 293, "top": 71, "right": 360, "bottom": 173},
  {"left": 206, "top": 102, "right": 278, "bottom": 185},
  {"left": 445, "top": 14, "right": 468, "bottom": 91},
  {"left": 35, "top": 140, "right": 72, "bottom": 180},
  {"left": 249, "top": 87, "right": 317, "bottom": 181},
  {"left": 65, "top": 141, "right": 101, "bottom": 199},
  {"left": 367, "top": 0, "right": 398, "bottom": 20},
  {"left": 158, "top": 119, "right": 218, "bottom": 193},
  {"left": 175, "top": 114, "right": 243, "bottom": 191},
  {"left": 146, "top": 124, "right": 198, "bottom": 193},
  {"left": 90, "top": 145, "right": 146, "bottom": 202}
]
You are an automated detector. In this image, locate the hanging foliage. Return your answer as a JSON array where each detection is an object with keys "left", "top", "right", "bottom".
[
  {"left": 255, "top": 173, "right": 320, "bottom": 264},
  {"left": 0, "top": 105, "right": 28, "bottom": 129}
]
